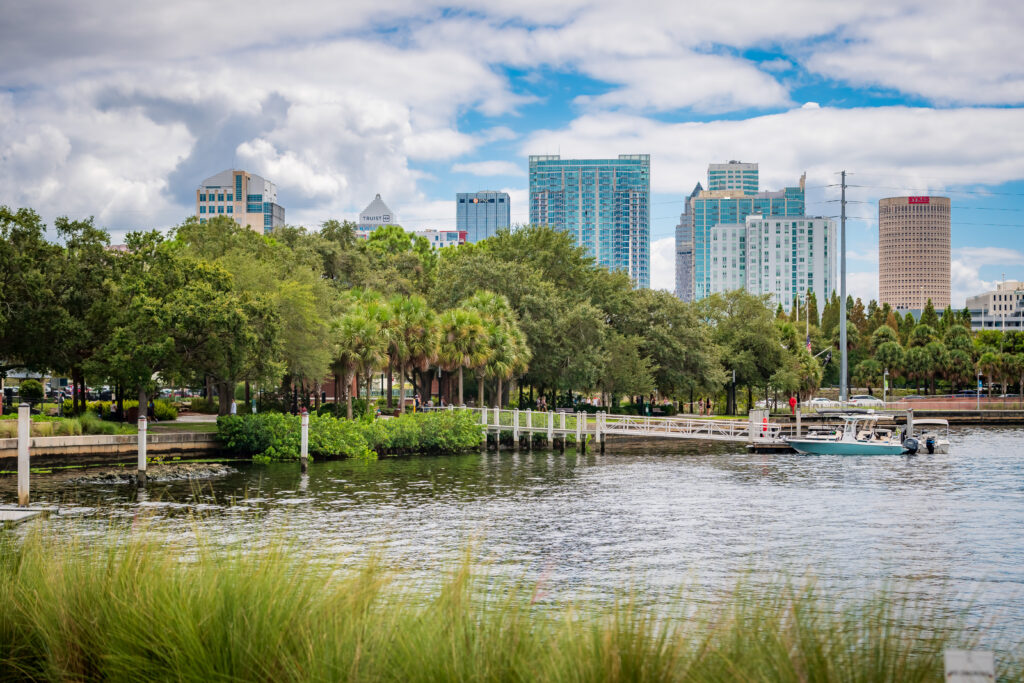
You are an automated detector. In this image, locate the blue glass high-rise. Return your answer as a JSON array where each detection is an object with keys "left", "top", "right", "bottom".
[
  {"left": 688, "top": 166, "right": 805, "bottom": 300},
  {"left": 528, "top": 154, "right": 650, "bottom": 289},
  {"left": 456, "top": 191, "right": 510, "bottom": 242}
]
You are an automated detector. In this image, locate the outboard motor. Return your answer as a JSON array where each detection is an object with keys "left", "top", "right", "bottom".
[
  {"left": 902, "top": 437, "right": 919, "bottom": 455},
  {"left": 925, "top": 436, "right": 936, "bottom": 454}
]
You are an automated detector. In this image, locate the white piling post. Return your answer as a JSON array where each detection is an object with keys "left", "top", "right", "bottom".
[
  {"left": 513, "top": 408, "right": 520, "bottom": 449},
  {"left": 137, "top": 415, "right": 147, "bottom": 488},
  {"left": 576, "top": 412, "right": 583, "bottom": 451},
  {"left": 547, "top": 410, "right": 554, "bottom": 444},
  {"left": 300, "top": 409, "right": 309, "bottom": 473},
  {"left": 560, "top": 411, "right": 566, "bottom": 432},
  {"left": 17, "top": 403, "right": 30, "bottom": 506}
]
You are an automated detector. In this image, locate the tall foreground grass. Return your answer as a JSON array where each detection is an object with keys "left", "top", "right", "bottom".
[{"left": 0, "top": 528, "right": 1019, "bottom": 682}]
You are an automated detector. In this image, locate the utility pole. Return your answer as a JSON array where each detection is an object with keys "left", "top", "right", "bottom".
[{"left": 839, "top": 171, "right": 848, "bottom": 404}]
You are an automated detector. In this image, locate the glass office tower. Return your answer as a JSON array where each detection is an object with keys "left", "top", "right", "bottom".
[
  {"left": 529, "top": 154, "right": 650, "bottom": 288},
  {"left": 689, "top": 167, "right": 805, "bottom": 300},
  {"left": 456, "top": 191, "right": 510, "bottom": 242}
]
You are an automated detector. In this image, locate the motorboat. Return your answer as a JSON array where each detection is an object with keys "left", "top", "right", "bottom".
[
  {"left": 914, "top": 418, "right": 950, "bottom": 454},
  {"left": 785, "top": 414, "right": 918, "bottom": 455}
]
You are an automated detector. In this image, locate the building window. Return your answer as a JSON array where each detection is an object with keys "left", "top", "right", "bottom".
[
  {"left": 199, "top": 194, "right": 206, "bottom": 201},
  {"left": 217, "top": 194, "right": 224, "bottom": 202},
  {"left": 200, "top": 206, "right": 206, "bottom": 214},
  {"left": 218, "top": 206, "right": 224, "bottom": 214},
  {"left": 226, "top": 194, "right": 233, "bottom": 201},
  {"left": 227, "top": 206, "right": 233, "bottom": 214}
]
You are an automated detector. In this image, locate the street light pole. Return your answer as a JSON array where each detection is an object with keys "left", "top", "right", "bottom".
[
  {"left": 883, "top": 369, "right": 889, "bottom": 406},
  {"left": 977, "top": 372, "right": 982, "bottom": 411}
]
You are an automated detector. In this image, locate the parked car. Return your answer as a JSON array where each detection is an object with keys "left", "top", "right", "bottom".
[
  {"left": 808, "top": 397, "right": 838, "bottom": 410},
  {"left": 849, "top": 394, "right": 885, "bottom": 408}
]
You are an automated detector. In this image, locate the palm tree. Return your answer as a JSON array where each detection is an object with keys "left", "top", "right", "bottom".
[
  {"left": 874, "top": 341, "right": 905, "bottom": 388},
  {"left": 924, "top": 340, "right": 948, "bottom": 395},
  {"left": 853, "top": 359, "right": 882, "bottom": 394},
  {"left": 331, "top": 312, "right": 379, "bottom": 419},
  {"left": 944, "top": 349, "right": 974, "bottom": 393},
  {"left": 905, "top": 346, "right": 931, "bottom": 394},
  {"left": 978, "top": 351, "right": 1000, "bottom": 399},
  {"left": 389, "top": 295, "right": 438, "bottom": 412},
  {"left": 437, "top": 308, "right": 486, "bottom": 406}
]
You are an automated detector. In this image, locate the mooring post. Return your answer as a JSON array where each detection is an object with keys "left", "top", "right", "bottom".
[
  {"left": 17, "top": 403, "right": 30, "bottom": 506},
  {"left": 906, "top": 408, "right": 914, "bottom": 438},
  {"left": 137, "top": 415, "right": 147, "bottom": 488},
  {"left": 547, "top": 410, "right": 554, "bottom": 448},
  {"left": 795, "top": 407, "right": 801, "bottom": 438},
  {"left": 300, "top": 409, "right": 309, "bottom": 473},
  {"left": 599, "top": 411, "right": 606, "bottom": 453},
  {"left": 481, "top": 407, "right": 488, "bottom": 451},
  {"left": 513, "top": 409, "right": 520, "bottom": 451},
  {"left": 526, "top": 408, "right": 534, "bottom": 450},
  {"left": 576, "top": 411, "right": 583, "bottom": 452}
]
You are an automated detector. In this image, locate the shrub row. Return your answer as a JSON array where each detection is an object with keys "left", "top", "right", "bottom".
[
  {"left": 217, "top": 410, "right": 484, "bottom": 463},
  {"left": 61, "top": 399, "right": 178, "bottom": 421},
  {"left": 0, "top": 412, "right": 136, "bottom": 437}
]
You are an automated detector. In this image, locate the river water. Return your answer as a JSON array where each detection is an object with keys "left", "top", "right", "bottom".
[{"left": 3, "top": 426, "right": 1024, "bottom": 643}]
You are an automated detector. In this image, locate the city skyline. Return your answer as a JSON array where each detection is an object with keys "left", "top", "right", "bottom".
[{"left": 3, "top": 1, "right": 1024, "bottom": 305}]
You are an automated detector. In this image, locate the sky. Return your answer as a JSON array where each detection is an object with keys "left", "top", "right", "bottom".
[{"left": 2, "top": 0, "right": 1024, "bottom": 306}]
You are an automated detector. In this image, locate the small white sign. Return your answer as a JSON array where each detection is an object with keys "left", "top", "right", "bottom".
[{"left": 945, "top": 649, "right": 994, "bottom": 682}]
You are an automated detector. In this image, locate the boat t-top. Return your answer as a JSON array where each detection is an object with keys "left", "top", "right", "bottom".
[
  {"left": 913, "top": 418, "right": 950, "bottom": 454},
  {"left": 785, "top": 413, "right": 918, "bottom": 456}
]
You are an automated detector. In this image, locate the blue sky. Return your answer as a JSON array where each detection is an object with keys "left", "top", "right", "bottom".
[{"left": 2, "top": 0, "right": 1024, "bottom": 305}]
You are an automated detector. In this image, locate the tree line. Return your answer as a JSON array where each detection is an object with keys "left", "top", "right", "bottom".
[{"left": 3, "top": 204, "right": 1019, "bottom": 417}]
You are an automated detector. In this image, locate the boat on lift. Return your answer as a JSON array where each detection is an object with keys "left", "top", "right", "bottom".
[
  {"left": 913, "top": 418, "right": 950, "bottom": 454},
  {"left": 785, "top": 413, "right": 918, "bottom": 456}
]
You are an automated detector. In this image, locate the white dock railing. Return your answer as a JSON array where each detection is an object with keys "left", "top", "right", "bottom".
[{"left": 466, "top": 407, "right": 784, "bottom": 445}]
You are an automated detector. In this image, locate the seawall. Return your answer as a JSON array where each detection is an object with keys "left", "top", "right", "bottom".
[{"left": 0, "top": 433, "right": 223, "bottom": 470}]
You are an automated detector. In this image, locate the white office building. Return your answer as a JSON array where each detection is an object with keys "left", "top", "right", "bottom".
[
  {"left": 196, "top": 169, "right": 285, "bottom": 233},
  {"left": 708, "top": 215, "right": 836, "bottom": 313},
  {"left": 967, "top": 280, "right": 1024, "bottom": 330}
]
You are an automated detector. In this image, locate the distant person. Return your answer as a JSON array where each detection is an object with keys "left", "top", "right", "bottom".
[{"left": 230, "top": 400, "right": 237, "bottom": 415}]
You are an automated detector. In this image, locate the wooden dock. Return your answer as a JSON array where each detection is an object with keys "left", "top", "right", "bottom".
[{"left": 0, "top": 507, "right": 53, "bottom": 526}]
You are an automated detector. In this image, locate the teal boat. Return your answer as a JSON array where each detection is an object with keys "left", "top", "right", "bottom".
[{"left": 785, "top": 414, "right": 917, "bottom": 456}]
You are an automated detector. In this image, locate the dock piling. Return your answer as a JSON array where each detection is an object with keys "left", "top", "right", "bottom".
[
  {"left": 137, "top": 415, "right": 147, "bottom": 488},
  {"left": 300, "top": 410, "right": 309, "bottom": 473},
  {"left": 17, "top": 403, "right": 30, "bottom": 506}
]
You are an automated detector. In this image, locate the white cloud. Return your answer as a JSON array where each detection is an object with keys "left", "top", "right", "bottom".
[
  {"left": 451, "top": 161, "right": 523, "bottom": 177},
  {"left": 523, "top": 106, "right": 1024, "bottom": 195},
  {"left": 950, "top": 247, "right": 1024, "bottom": 306},
  {"left": 649, "top": 237, "right": 675, "bottom": 292},
  {"left": 847, "top": 271, "right": 879, "bottom": 304},
  {"left": 805, "top": 1, "right": 1024, "bottom": 105}
]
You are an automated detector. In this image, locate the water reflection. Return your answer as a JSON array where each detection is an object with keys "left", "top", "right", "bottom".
[{"left": 1, "top": 426, "right": 1022, "bottom": 641}]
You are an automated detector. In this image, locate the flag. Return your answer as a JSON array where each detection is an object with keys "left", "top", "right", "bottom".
[{"left": 806, "top": 334, "right": 812, "bottom": 353}]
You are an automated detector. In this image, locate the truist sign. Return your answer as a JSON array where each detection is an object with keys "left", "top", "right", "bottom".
[{"left": 908, "top": 196, "right": 930, "bottom": 204}]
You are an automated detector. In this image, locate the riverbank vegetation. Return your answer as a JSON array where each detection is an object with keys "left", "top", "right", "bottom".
[
  {"left": 0, "top": 528, "right": 1017, "bottom": 682},
  {"left": 3, "top": 206, "right": 1023, "bottom": 419},
  {"left": 217, "top": 409, "right": 483, "bottom": 462}
]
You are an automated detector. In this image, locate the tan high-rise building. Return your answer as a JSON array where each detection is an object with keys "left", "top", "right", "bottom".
[{"left": 878, "top": 196, "right": 950, "bottom": 311}]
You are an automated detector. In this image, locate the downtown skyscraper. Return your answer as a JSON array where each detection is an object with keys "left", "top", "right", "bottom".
[
  {"left": 675, "top": 161, "right": 806, "bottom": 301},
  {"left": 456, "top": 191, "right": 510, "bottom": 242},
  {"left": 529, "top": 154, "right": 650, "bottom": 288}
]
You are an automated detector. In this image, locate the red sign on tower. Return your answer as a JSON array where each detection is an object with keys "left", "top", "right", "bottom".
[{"left": 908, "top": 196, "right": 930, "bottom": 204}]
